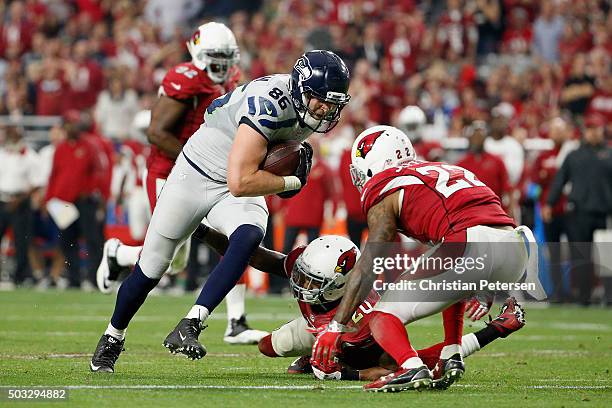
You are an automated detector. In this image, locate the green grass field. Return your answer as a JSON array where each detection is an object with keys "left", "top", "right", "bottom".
[{"left": 0, "top": 290, "right": 610, "bottom": 407}]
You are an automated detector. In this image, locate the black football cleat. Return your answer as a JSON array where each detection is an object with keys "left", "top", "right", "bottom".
[
  {"left": 287, "top": 356, "right": 313, "bottom": 374},
  {"left": 90, "top": 334, "right": 125, "bottom": 373},
  {"left": 488, "top": 297, "right": 526, "bottom": 338},
  {"left": 431, "top": 353, "right": 465, "bottom": 390},
  {"left": 224, "top": 315, "right": 268, "bottom": 344},
  {"left": 163, "top": 318, "right": 207, "bottom": 360},
  {"left": 364, "top": 365, "right": 432, "bottom": 392}
]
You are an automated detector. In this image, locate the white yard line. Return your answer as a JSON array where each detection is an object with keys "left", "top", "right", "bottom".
[
  {"left": 3, "top": 314, "right": 610, "bottom": 332},
  {"left": 1, "top": 384, "right": 608, "bottom": 391}
]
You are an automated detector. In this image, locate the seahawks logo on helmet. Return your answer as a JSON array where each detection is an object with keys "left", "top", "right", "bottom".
[
  {"left": 294, "top": 57, "right": 313, "bottom": 80},
  {"left": 334, "top": 248, "right": 358, "bottom": 274},
  {"left": 355, "top": 130, "right": 385, "bottom": 158}
]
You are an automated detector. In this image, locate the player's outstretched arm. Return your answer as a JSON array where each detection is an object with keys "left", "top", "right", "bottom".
[
  {"left": 192, "top": 224, "right": 286, "bottom": 276},
  {"left": 227, "top": 124, "right": 296, "bottom": 197},
  {"left": 333, "top": 193, "right": 400, "bottom": 325},
  {"left": 146, "top": 95, "right": 188, "bottom": 159},
  {"left": 311, "top": 193, "right": 400, "bottom": 368}
]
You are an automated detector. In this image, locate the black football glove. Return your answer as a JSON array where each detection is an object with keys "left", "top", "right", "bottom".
[
  {"left": 277, "top": 189, "right": 300, "bottom": 199},
  {"left": 295, "top": 142, "right": 313, "bottom": 186}
]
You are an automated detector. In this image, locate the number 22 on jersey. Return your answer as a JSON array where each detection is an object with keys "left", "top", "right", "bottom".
[{"left": 405, "top": 163, "right": 486, "bottom": 198}]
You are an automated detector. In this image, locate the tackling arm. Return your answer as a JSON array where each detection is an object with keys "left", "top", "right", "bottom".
[
  {"left": 146, "top": 95, "right": 188, "bottom": 160},
  {"left": 332, "top": 192, "right": 400, "bottom": 325},
  {"left": 192, "top": 224, "right": 286, "bottom": 277}
]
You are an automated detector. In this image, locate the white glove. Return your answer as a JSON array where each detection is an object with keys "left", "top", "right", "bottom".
[{"left": 312, "top": 364, "right": 342, "bottom": 381}]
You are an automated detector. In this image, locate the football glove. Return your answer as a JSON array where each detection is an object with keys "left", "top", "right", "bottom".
[
  {"left": 295, "top": 142, "right": 313, "bottom": 186},
  {"left": 277, "top": 142, "right": 313, "bottom": 199},
  {"left": 465, "top": 294, "right": 493, "bottom": 321},
  {"left": 312, "top": 361, "right": 342, "bottom": 381}
]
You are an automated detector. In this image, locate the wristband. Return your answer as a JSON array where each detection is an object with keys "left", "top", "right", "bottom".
[
  {"left": 340, "top": 367, "right": 360, "bottom": 381},
  {"left": 328, "top": 320, "right": 355, "bottom": 333},
  {"left": 282, "top": 176, "right": 302, "bottom": 192}
]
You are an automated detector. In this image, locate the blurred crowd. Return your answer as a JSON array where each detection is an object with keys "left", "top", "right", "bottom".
[{"left": 0, "top": 0, "right": 611, "bottom": 304}]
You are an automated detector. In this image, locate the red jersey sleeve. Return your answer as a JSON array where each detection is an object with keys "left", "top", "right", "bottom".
[{"left": 160, "top": 63, "right": 215, "bottom": 101}]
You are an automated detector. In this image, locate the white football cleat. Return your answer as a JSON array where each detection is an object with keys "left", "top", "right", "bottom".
[
  {"left": 223, "top": 315, "right": 269, "bottom": 344},
  {"left": 96, "top": 238, "right": 128, "bottom": 294}
]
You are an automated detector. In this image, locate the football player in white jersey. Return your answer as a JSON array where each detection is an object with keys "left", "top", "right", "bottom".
[{"left": 90, "top": 50, "right": 351, "bottom": 372}]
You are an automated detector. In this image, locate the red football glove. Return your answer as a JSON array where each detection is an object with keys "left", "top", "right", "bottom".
[
  {"left": 465, "top": 295, "right": 493, "bottom": 321},
  {"left": 310, "top": 321, "right": 344, "bottom": 371}
]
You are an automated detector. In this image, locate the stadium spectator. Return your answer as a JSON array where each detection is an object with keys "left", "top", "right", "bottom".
[
  {"left": 560, "top": 53, "right": 595, "bottom": 119},
  {"left": 45, "top": 115, "right": 105, "bottom": 289},
  {"left": 457, "top": 121, "right": 513, "bottom": 211},
  {"left": 65, "top": 39, "right": 104, "bottom": 111},
  {"left": 500, "top": 7, "right": 532, "bottom": 56},
  {"left": 34, "top": 57, "right": 69, "bottom": 116},
  {"left": 587, "top": 73, "right": 612, "bottom": 125},
  {"left": 532, "top": 0, "right": 564, "bottom": 63},
  {"left": 0, "top": 1, "right": 34, "bottom": 57},
  {"left": 474, "top": 0, "right": 503, "bottom": 57},
  {"left": 358, "top": 22, "right": 384, "bottom": 70},
  {"left": 532, "top": 118, "right": 576, "bottom": 303},
  {"left": 94, "top": 75, "right": 139, "bottom": 141},
  {"left": 484, "top": 113, "right": 524, "bottom": 187},
  {"left": 544, "top": 115, "right": 612, "bottom": 306},
  {"left": 0, "top": 123, "right": 43, "bottom": 285}
]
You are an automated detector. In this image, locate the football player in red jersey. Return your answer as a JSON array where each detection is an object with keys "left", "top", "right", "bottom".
[
  {"left": 96, "top": 22, "right": 267, "bottom": 344},
  {"left": 191, "top": 227, "right": 526, "bottom": 383},
  {"left": 311, "top": 125, "right": 545, "bottom": 392}
]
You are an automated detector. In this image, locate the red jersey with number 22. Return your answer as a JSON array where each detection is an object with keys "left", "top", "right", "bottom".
[
  {"left": 283, "top": 247, "right": 379, "bottom": 346},
  {"left": 361, "top": 161, "right": 515, "bottom": 243},
  {"left": 147, "top": 63, "right": 240, "bottom": 177}
]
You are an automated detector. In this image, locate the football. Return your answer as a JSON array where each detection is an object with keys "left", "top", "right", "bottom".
[{"left": 261, "top": 141, "right": 302, "bottom": 176}]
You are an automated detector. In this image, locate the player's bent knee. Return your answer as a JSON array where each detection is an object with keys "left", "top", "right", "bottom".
[
  {"left": 228, "top": 224, "right": 265, "bottom": 249},
  {"left": 258, "top": 334, "right": 278, "bottom": 357}
]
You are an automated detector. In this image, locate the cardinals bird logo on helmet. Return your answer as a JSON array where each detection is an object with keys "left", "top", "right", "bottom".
[
  {"left": 334, "top": 248, "right": 358, "bottom": 274},
  {"left": 355, "top": 130, "right": 384, "bottom": 159}
]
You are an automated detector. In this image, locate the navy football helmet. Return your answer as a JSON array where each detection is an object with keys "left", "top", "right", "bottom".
[{"left": 290, "top": 50, "right": 351, "bottom": 133}]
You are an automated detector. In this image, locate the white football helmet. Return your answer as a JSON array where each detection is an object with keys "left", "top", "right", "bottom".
[
  {"left": 186, "top": 22, "right": 239, "bottom": 84},
  {"left": 349, "top": 125, "right": 416, "bottom": 192},
  {"left": 290, "top": 235, "right": 360, "bottom": 305},
  {"left": 397, "top": 105, "right": 426, "bottom": 141}
]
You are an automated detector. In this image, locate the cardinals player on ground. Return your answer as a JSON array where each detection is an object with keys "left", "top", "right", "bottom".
[
  {"left": 311, "top": 125, "right": 545, "bottom": 392},
  {"left": 189, "top": 227, "right": 526, "bottom": 383},
  {"left": 96, "top": 22, "right": 267, "bottom": 345}
]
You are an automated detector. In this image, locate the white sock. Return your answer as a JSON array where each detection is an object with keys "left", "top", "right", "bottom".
[
  {"left": 225, "top": 284, "right": 246, "bottom": 321},
  {"left": 186, "top": 305, "right": 210, "bottom": 322},
  {"left": 440, "top": 344, "right": 462, "bottom": 360},
  {"left": 116, "top": 245, "right": 142, "bottom": 267},
  {"left": 104, "top": 323, "right": 126, "bottom": 341},
  {"left": 401, "top": 356, "right": 425, "bottom": 369},
  {"left": 461, "top": 333, "right": 481, "bottom": 358}
]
